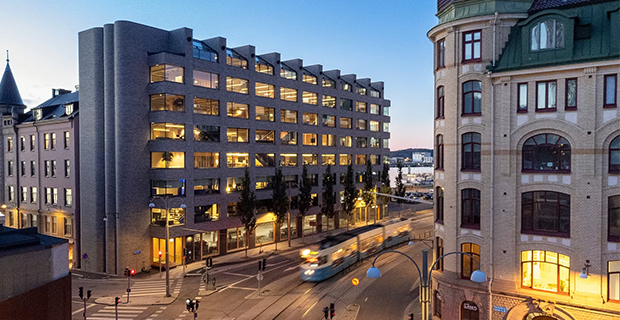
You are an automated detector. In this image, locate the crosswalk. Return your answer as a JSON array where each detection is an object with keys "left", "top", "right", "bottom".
[
  {"left": 121, "top": 279, "right": 183, "bottom": 298},
  {"left": 87, "top": 305, "right": 148, "bottom": 320}
]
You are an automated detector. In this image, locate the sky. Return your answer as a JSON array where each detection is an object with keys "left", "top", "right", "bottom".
[{"left": 0, "top": 0, "right": 438, "bottom": 150}]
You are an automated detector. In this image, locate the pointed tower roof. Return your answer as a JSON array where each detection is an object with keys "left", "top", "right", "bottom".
[{"left": 0, "top": 51, "right": 25, "bottom": 108}]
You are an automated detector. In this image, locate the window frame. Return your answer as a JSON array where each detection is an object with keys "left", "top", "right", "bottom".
[
  {"left": 521, "top": 250, "right": 570, "bottom": 294},
  {"left": 460, "top": 243, "right": 480, "bottom": 279},
  {"left": 565, "top": 78, "right": 577, "bottom": 110},
  {"left": 536, "top": 80, "right": 557, "bottom": 112},
  {"left": 436, "top": 86, "right": 445, "bottom": 119},
  {"left": 436, "top": 135, "right": 444, "bottom": 170},
  {"left": 461, "top": 188, "right": 481, "bottom": 229},
  {"left": 611, "top": 136, "right": 620, "bottom": 174},
  {"left": 521, "top": 191, "right": 571, "bottom": 237},
  {"left": 437, "top": 39, "right": 445, "bottom": 69},
  {"left": 462, "top": 80, "right": 482, "bottom": 116},
  {"left": 435, "top": 187, "right": 444, "bottom": 223},
  {"left": 462, "top": 30, "right": 482, "bottom": 63},
  {"left": 609, "top": 260, "right": 620, "bottom": 302},
  {"left": 518, "top": 83, "right": 528, "bottom": 113},
  {"left": 461, "top": 132, "right": 481, "bottom": 171},
  {"left": 522, "top": 133, "right": 571, "bottom": 173},
  {"left": 604, "top": 74, "right": 617, "bottom": 108},
  {"left": 609, "top": 195, "right": 620, "bottom": 242}
]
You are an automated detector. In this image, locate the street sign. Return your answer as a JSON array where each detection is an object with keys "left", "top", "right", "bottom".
[
  {"left": 257, "top": 273, "right": 264, "bottom": 281},
  {"left": 133, "top": 250, "right": 141, "bottom": 255},
  {"left": 493, "top": 306, "right": 507, "bottom": 313}
]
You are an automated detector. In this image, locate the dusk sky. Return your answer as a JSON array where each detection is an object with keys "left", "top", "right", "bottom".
[{"left": 1, "top": 0, "right": 438, "bottom": 150}]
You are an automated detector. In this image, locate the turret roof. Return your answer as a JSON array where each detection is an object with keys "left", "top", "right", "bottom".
[{"left": 0, "top": 58, "right": 25, "bottom": 107}]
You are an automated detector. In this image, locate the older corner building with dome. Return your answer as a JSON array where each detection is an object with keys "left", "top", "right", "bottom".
[{"left": 428, "top": 0, "right": 620, "bottom": 319}]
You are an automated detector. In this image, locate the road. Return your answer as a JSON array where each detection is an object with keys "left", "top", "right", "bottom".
[{"left": 71, "top": 206, "right": 433, "bottom": 320}]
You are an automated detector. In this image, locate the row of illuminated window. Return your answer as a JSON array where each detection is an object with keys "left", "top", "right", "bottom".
[
  {"left": 151, "top": 64, "right": 383, "bottom": 100},
  {"left": 152, "top": 124, "right": 388, "bottom": 148},
  {"left": 436, "top": 132, "right": 620, "bottom": 174},
  {"left": 6, "top": 160, "right": 71, "bottom": 178},
  {"left": 435, "top": 75, "right": 617, "bottom": 118},
  {"left": 189, "top": 45, "right": 383, "bottom": 98},
  {"left": 4, "top": 212, "right": 73, "bottom": 237},
  {"left": 6, "top": 185, "right": 72, "bottom": 206},
  {"left": 151, "top": 152, "right": 385, "bottom": 169},
  {"left": 6, "top": 132, "right": 70, "bottom": 153}
]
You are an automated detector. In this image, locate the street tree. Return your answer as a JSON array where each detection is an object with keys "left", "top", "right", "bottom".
[
  {"left": 362, "top": 159, "right": 376, "bottom": 223},
  {"left": 342, "top": 163, "right": 357, "bottom": 229},
  {"left": 238, "top": 167, "right": 256, "bottom": 258},
  {"left": 320, "top": 164, "right": 336, "bottom": 230},
  {"left": 271, "top": 165, "right": 289, "bottom": 251},
  {"left": 395, "top": 160, "right": 406, "bottom": 203},
  {"left": 378, "top": 163, "right": 392, "bottom": 216},
  {"left": 298, "top": 164, "right": 313, "bottom": 242}
]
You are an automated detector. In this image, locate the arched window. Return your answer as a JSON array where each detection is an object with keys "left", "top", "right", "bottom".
[
  {"left": 436, "top": 135, "right": 444, "bottom": 170},
  {"left": 462, "top": 132, "right": 481, "bottom": 171},
  {"left": 521, "top": 250, "right": 570, "bottom": 294},
  {"left": 462, "top": 81, "right": 481, "bottom": 115},
  {"left": 461, "top": 188, "right": 481, "bottom": 229},
  {"left": 610, "top": 136, "right": 620, "bottom": 173},
  {"left": 522, "top": 133, "right": 571, "bottom": 172},
  {"left": 461, "top": 301, "right": 479, "bottom": 320},
  {"left": 435, "top": 187, "right": 444, "bottom": 223},
  {"left": 436, "top": 86, "right": 445, "bottom": 119},
  {"left": 531, "top": 20, "right": 564, "bottom": 51},
  {"left": 461, "top": 243, "right": 480, "bottom": 279},
  {"left": 522, "top": 191, "right": 570, "bottom": 237}
]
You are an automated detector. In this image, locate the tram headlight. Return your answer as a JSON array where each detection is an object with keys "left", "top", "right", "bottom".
[
  {"left": 302, "top": 249, "right": 310, "bottom": 256},
  {"left": 304, "top": 270, "right": 315, "bottom": 275}
]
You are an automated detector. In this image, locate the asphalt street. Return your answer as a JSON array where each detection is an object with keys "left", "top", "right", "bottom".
[{"left": 71, "top": 204, "right": 433, "bottom": 320}]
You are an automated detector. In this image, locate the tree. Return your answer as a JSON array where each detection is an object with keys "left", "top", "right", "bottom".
[
  {"left": 342, "top": 163, "right": 357, "bottom": 228},
  {"left": 271, "top": 165, "right": 289, "bottom": 251},
  {"left": 238, "top": 167, "right": 256, "bottom": 258},
  {"left": 378, "top": 163, "right": 392, "bottom": 216},
  {"left": 298, "top": 164, "right": 313, "bottom": 242},
  {"left": 362, "top": 159, "right": 376, "bottom": 223},
  {"left": 320, "top": 164, "right": 336, "bottom": 231},
  {"left": 395, "top": 160, "right": 406, "bottom": 203}
]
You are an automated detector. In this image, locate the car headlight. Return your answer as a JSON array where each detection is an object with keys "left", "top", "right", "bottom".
[{"left": 302, "top": 249, "right": 310, "bottom": 256}]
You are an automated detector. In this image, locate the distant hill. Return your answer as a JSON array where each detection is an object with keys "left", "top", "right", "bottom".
[{"left": 390, "top": 148, "right": 433, "bottom": 158}]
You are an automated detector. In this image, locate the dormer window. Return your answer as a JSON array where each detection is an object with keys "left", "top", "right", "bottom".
[
  {"left": 65, "top": 104, "right": 74, "bottom": 115},
  {"left": 531, "top": 20, "right": 564, "bottom": 51},
  {"left": 226, "top": 48, "right": 247, "bottom": 69},
  {"left": 34, "top": 109, "right": 43, "bottom": 121}
]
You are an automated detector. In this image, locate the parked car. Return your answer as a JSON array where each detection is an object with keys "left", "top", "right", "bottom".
[{"left": 423, "top": 193, "right": 433, "bottom": 200}]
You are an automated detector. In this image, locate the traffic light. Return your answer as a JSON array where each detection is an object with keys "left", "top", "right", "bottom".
[
  {"left": 408, "top": 313, "right": 414, "bottom": 320},
  {"left": 262, "top": 258, "right": 267, "bottom": 271},
  {"left": 130, "top": 269, "right": 136, "bottom": 277},
  {"left": 158, "top": 251, "right": 162, "bottom": 258},
  {"left": 322, "top": 307, "right": 329, "bottom": 319},
  {"left": 124, "top": 267, "right": 129, "bottom": 277},
  {"left": 115, "top": 297, "right": 120, "bottom": 305},
  {"left": 87, "top": 290, "right": 92, "bottom": 299},
  {"left": 329, "top": 303, "right": 335, "bottom": 319},
  {"left": 78, "top": 287, "right": 83, "bottom": 299}
]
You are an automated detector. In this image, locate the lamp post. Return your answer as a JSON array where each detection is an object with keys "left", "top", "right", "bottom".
[
  {"left": 149, "top": 196, "right": 186, "bottom": 297},
  {"left": 366, "top": 244, "right": 487, "bottom": 320}
]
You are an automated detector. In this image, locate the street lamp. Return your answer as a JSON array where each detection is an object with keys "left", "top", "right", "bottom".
[
  {"left": 366, "top": 247, "right": 486, "bottom": 320},
  {"left": 149, "top": 196, "right": 186, "bottom": 297}
]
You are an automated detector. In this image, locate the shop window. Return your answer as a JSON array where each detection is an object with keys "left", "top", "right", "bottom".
[
  {"left": 521, "top": 250, "right": 570, "bottom": 294},
  {"left": 256, "top": 222, "right": 275, "bottom": 244},
  {"left": 609, "top": 260, "right": 620, "bottom": 302}
]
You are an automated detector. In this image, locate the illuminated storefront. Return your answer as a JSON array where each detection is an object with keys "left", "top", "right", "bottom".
[{"left": 151, "top": 237, "right": 183, "bottom": 267}]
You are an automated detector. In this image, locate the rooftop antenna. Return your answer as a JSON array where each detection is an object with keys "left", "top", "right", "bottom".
[{"left": 6, "top": 50, "right": 8, "bottom": 62}]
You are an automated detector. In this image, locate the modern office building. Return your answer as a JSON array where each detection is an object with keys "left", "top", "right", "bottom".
[
  {"left": 78, "top": 21, "right": 391, "bottom": 274},
  {"left": 1, "top": 58, "right": 79, "bottom": 269},
  {"left": 429, "top": 0, "right": 619, "bottom": 319}
]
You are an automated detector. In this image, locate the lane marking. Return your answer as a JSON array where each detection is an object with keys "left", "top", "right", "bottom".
[{"left": 71, "top": 303, "right": 96, "bottom": 315}]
